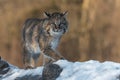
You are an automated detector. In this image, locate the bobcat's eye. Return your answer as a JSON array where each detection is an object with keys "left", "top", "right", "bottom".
[{"left": 51, "top": 23, "right": 59, "bottom": 29}]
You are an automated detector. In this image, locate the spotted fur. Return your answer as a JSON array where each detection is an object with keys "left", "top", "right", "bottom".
[{"left": 22, "top": 12, "right": 68, "bottom": 68}]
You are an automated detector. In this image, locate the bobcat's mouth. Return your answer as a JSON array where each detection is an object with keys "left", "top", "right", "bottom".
[
  {"left": 49, "top": 26, "right": 64, "bottom": 36},
  {"left": 53, "top": 27, "right": 66, "bottom": 34},
  {"left": 48, "top": 23, "right": 65, "bottom": 36},
  {"left": 51, "top": 24, "right": 63, "bottom": 32},
  {"left": 53, "top": 27, "right": 63, "bottom": 32}
]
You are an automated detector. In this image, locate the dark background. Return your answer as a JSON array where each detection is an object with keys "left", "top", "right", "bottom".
[{"left": 0, "top": 0, "right": 120, "bottom": 68}]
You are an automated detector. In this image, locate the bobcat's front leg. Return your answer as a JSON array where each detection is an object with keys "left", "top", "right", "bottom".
[
  {"left": 23, "top": 52, "right": 34, "bottom": 69},
  {"left": 53, "top": 49, "right": 65, "bottom": 60},
  {"left": 42, "top": 48, "right": 55, "bottom": 65},
  {"left": 43, "top": 46, "right": 64, "bottom": 65}
]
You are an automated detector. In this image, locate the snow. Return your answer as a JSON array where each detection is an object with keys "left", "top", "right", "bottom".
[
  {"left": 2, "top": 66, "right": 43, "bottom": 80},
  {"left": 1, "top": 60, "right": 120, "bottom": 80},
  {"left": 55, "top": 60, "right": 120, "bottom": 80}
]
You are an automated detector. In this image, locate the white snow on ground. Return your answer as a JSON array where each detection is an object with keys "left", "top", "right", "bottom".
[
  {"left": 55, "top": 60, "right": 120, "bottom": 80},
  {"left": 2, "top": 60, "right": 120, "bottom": 80},
  {"left": 2, "top": 66, "right": 43, "bottom": 80}
]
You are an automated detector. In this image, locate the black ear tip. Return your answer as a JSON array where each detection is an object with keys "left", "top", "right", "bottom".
[
  {"left": 44, "top": 12, "right": 47, "bottom": 14},
  {"left": 65, "top": 11, "right": 68, "bottom": 13},
  {"left": 63, "top": 11, "right": 68, "bottom": 16},
  {"left": 44, "top": 12, "right": 48, "bottom": 15},
  {"left": 44, "top": 12, "right": 51, "bottom": 17}
]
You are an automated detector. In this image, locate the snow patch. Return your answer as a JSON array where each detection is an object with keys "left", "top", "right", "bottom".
[
  {"left": 1, "top": 60, "right": 120, "bottom": 80},
  {"left": 55, "top": 60, "right": 120, "bottom": 80}
]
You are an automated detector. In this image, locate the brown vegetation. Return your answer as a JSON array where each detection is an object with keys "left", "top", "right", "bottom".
[{"left": 0, "top": 0, "right": 120, "bottom": 68}]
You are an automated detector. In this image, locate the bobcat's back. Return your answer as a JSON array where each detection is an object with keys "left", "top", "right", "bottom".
[{"left": 22, "top": 18, "right": 41, "bottom": 43}]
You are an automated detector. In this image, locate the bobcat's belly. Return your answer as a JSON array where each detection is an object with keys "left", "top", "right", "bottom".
[{"left": 26, "top": 42, "right": 41, "bottom": 54}]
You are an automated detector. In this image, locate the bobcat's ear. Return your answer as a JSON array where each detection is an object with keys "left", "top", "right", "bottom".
[
  {"left": 62, "top": 11, "right": 68, "bottom": 17},
  {"left": 44, "top": 12, "right": 51, "bottom": 18}
]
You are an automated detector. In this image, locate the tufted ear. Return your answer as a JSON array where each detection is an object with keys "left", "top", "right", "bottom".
[
  {"left": 62, "top": 11, "right": 68, "bottom": 17},
  {"left": 44, "top": 12, "right": 51, "bottom": 18}
]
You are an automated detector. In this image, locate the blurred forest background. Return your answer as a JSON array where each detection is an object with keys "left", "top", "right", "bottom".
[{"left": 0, "top": 0, "right": 120, "bottom": 68}]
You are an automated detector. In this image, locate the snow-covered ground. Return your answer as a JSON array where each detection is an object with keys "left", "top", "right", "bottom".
[
  {"left": 1, "top": 60, "right": 120, "bottom": 80},
  {"left": 56, "top": 60, "right": 120, "bottom": 80}
]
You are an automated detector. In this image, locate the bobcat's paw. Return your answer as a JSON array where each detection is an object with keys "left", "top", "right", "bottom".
[
  {"left": 25, "top": 65, "right": 34, "bottom": 69},
  {"left": 60, "top": 57, "right": 65, "bottom": 60}
]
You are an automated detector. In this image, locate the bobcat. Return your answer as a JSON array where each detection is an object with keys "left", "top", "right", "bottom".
[{"left": 22, "top": 12, "right": 68, "bottom": 68}]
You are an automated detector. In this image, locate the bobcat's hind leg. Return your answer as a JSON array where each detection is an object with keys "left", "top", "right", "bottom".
[
  {"left": 32, "top": 53, "right": 40, "bottom": 68},
  {"left": 23, "top": 51, "right": 33, "bottom": 69}
]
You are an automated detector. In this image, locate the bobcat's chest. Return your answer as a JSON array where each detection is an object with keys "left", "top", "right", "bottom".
[
  {"left": 45, "top": 28, "right": 62, "bottom": 50},
  {"left": 50, "top": 37, "right": 59, "bottom": 50}
]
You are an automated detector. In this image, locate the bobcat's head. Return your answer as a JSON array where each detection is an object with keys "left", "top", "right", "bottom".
[{"left": 44, "top": 12, "right": 68, "bottom": 36}]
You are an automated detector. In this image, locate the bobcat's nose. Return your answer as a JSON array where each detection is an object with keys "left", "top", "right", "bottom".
[
  {"left": 55, "top": 26, "right": 58, "bottom": 29},
  {"left": 55, "top": 25, "right": 60, "bottom": 30}
]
